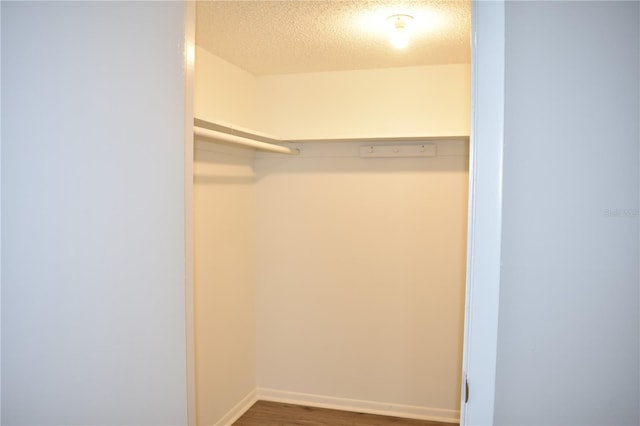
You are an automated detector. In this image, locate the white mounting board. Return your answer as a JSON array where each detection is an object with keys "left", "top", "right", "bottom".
[{"left": 359, "top": 143, "right": 437, "bottom": 158}]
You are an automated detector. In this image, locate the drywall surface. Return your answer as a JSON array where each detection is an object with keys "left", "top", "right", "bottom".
[
  {"left": 495, "top": 1, "right": 639, "bottom": 424},
  {"left": 193, "top": 52, "right": 469, "bottom": 140},
  {"left": 254, "top": 142, "right": 468, "bottom": 416},
  {"left": 195, "top": 46, "right": 258, "bottom": 130},
  {"left": 1, "top": 2, "right": 188, "bottom": 424},
  {"left": 193, "top": 144, "right": 256, "bottom": 425},
  {"left": 0, "top": 2, "right": 3, "bottom": 420},
  {"left": 255, "top": 64, "right": 470, "bottom": 140}
]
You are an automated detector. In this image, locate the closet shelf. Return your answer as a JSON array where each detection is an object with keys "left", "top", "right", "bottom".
[
  {"left": 194, "top": 118, "right": 300, "bottom": 155},
  {"left": 194, "top": 117, "right": 469, "bottom": 156}
]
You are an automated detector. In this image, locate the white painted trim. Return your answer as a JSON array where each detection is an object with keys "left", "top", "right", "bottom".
[
  {"left": 256, "top": 139, "right": 469, "bottom": 159},
  {"left": 183, "top": 1, "right": 197, "bottom": 425},
  {"left": 215, "top": 389, "right": 259, "bottom": 426},
  {"left": 0, "top": 1, "right": 3, "bottom": 421},
  {"left": 257, "top": 388, "right": 459, "bottom": 424},
  {"left": 460, "top": 1, "right": 505, "bottom": 425}
]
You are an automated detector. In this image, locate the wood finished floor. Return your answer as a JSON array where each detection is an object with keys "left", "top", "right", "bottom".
[{"left": 232, "top": 401, "right": 457, "bottom": 426}]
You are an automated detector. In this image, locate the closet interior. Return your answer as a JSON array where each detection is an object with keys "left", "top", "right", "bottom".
[{"left": 192, "top": 1, "right": 471, "bottom": 425}]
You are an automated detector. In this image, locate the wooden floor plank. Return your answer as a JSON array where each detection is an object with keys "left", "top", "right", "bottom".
[{"left": 232, "top": 401, "right": 458, "bottom": 426}]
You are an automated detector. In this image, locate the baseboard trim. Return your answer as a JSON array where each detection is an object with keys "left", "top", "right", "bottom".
[
  {"left": 215, "top": 389, "right": 258, "bottom": 426},
  {"left": 256, "top": 388, "right": 460, "bottom": 424}
]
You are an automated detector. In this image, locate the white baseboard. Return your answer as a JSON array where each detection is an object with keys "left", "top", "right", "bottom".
[
  {"left": 215, "top": 389, "right": 258, "bottom": 426},
  {"left": 256, "top": 388, "right": 460, "bottom": 424}
]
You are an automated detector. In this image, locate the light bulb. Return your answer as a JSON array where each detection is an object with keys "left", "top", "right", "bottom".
[
  {"left": 387, "top": 14, "right": 413, "bottom": 50},
  {"left": 390, "top": 26, "right": 409, "bottom": 49}
]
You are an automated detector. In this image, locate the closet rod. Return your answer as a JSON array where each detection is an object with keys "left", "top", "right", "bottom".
[{"left": 194, "top": 125, "right": 300, "bottom": 155}]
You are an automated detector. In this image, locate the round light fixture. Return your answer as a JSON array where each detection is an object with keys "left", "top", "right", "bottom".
[{"left": 387, "top": 14, "right": 414, "bottom": 49}]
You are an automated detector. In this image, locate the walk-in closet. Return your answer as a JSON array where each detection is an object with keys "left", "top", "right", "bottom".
[{"left": 192, "top": 2, "right": 471, "bottom": 425}]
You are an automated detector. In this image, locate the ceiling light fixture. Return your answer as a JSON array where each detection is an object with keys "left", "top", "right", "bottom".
[{"left": 387, "top": 14, "right": 414, "bottom": 49}]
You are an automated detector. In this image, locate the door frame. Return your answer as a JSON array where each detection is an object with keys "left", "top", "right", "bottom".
[
  {"left": 183, "top": 1, "right": 197, "bottom": 425},
  {"left": 182, "top": 1, "right": 507, "bottom": 424},
  {"left": 459, "top": 1, "right": 505, "bottom": 425}
]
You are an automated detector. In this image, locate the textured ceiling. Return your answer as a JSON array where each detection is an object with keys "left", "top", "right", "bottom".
[{"left": 196, "top": 0, "right": 471, "bottom": 76}]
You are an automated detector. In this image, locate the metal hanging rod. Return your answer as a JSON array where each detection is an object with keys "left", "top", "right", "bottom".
[{"left": 193, "top": 119, "right": 299, "bottom": 156}]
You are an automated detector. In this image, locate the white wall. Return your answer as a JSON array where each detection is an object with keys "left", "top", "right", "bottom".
[
  {"left": 254, "top": 141, "right": 468, "bottom": 419},
  {"left": 256, "top": 65, "right": 470, "bottom": 140},
  {"left": 193, "top": 47, "right": 470, "bottom": 421},
  {"left": 194, "top": 49, "right": 469, "bottom": 141},
  {"left": 495, "top": 1, "right": 639, "bottom": 424},
  {"left": 194, "top": 46, "right": 259, "bottom": 425},
  {"left": 193, "top": 144, "right": 257, "bottom": 425},
  {"left": 2, "top": 2, "right": 188, "bottom": 424},
  {"left": 0, "top": 2, "right": 3, "bottom": 420},
  {"left": 195, "top": 47, "right": 258, "bottom": 131}
]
